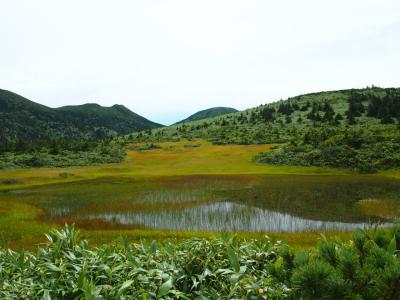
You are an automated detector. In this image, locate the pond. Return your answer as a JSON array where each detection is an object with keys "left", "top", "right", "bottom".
[{"left": 3, "top": 174, "right": 400, "bottom": 233}]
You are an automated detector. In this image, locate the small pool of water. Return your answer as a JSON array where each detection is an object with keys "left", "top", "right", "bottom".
[
  {"left": 88, "top": 201, "right": 392, "bottom": 232},
  {"left": 3, "top": 174, "right": 400, "bottom": 233}
]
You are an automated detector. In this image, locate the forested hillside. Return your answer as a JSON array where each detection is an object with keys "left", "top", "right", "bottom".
[
  {"left": 128, "top": 86, "right": 400, "bottom": 172},
  {"left": 175, "top": 107, "right": 238, "bottom": 124},
  {"left": 0, "top": 89, "right": 162, "bottom": 145}
]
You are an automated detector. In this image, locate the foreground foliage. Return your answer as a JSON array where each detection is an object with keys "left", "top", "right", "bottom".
[{"left": 1, "top": 225, "right": 400, "bottom": 299}]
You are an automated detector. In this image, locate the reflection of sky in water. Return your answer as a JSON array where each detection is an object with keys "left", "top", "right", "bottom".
[
  {"left": 50, "top": 207, "right": 73, "bottom": 216},
  {"left": 87, "top": 201, "right": 392, "bottom": 232}
]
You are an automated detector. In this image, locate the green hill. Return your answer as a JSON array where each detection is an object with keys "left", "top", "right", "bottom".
[
  {"left": 131, "top": 87, "right": 400, "bottom": 144},
  {"left": 56, "top": 103, "right": 161, "bottom": 135},
  {"left": 175, "top": 107, "right": 238, "bottom": 124},
  {"left": 0, "top": 89, "right": 162, "bottom": 143},
  {"left": 128, "top": 86, "right": 400, "bottom": 172}
]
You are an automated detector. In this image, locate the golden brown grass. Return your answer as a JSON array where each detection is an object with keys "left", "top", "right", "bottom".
[
  {"left": 0, "top": 140, "right": 351, "bottom": 192},
  {"left": 355, "top": 198, "right": 400, "bottom": 221}
]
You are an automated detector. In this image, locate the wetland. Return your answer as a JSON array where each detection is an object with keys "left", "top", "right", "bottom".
[{"left": 1, "top": 141, "right": 399, "bottom": 247}]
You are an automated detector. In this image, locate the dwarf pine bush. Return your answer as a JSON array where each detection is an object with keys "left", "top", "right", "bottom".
[{"left": 1, "top": 225, "right": 400, "bottom": 299}]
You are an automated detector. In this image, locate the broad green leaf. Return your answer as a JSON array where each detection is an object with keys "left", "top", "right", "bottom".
[
  {"left": 216, "top": 268, "right": 234, "bottom": 275},
  {"left": 388, "top": 235, "right": 397, "bottom": 256},
  {"left": 158, "top": 277, "right": 173, "bottom": 298},
  {"left": 274, "top": 256, "right": 284, "bottom": 270},
  {"left": 46, "top": 263, "right": 61, "bottom": 272},
  {"left": 118, "top": 279, "right": 134, "bottom": 295},
  {"left": 43, "top": 290, "right": 51, "bottom": 300},
  {"left": 227, "top": 245, "right": 240, "bottom": 273},
  {"left": 150, "top": 240, "right": 158, "bottom": 255},
  {"left": 239, "top": 265, "right": 247, "bottom": 274},
  {"left": 229, "top": 273, "right": 241, "bottom": 283}
]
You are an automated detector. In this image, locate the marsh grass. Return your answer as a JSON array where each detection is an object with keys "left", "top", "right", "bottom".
[
  {"left": 0, "top": 140, "right": 351, "bottom": 193},
  {"left": 58, "top": 172, "right": 74, "bottom": 178},
  {"left": 0, "top": 178, "right": 19, "bottom": 185},
  {"left": 1, "top": 140, "right": 400, "bottom": 248},
  {"left": 1, "top": 173, "right": 399, "bottom": 249},
  {"left": 355, "top": 198, "right": 400, "bottom": 221}
]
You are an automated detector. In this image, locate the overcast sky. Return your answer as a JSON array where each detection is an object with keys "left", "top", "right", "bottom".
[{"left": 1, "top": 1, "right": 399, "bottom": 125}]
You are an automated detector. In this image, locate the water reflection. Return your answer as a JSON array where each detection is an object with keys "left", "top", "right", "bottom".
[
  {"left": 87, "top": 201, "right": 391, "bottom": 232},
  {"left": 9, "top": 174, "right": 400, "bottom": 233}
]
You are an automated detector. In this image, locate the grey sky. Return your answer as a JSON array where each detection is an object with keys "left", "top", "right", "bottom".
[{"left": 1, "top": 1, "right": 399, "bottom": 125}]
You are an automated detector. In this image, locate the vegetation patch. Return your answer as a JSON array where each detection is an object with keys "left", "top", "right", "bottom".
[
  {"left": 2, "top": 174, "right": 400, "bottom": 246},
  {"left": 0, "top": 89, "right": 161, "bottom": 145},
  {"left": 355, "top": 199, "right": 400, "bottom": 221},
  {"left": 58, "top": 172, "right": 74, "bottom": 178},
  {"left": 128, "top": 143, "right": 162, "bottom": 151},
  {"left": 0, "top": 140, "right": 126, "bottom": 169},
  {"left": 183, "top": 143, "right": 201, "bottom": 148},
  {"left": 257, "top": 127, "right": 400, "bottom": 173},
  {"left": 0, "top": 140, "right": 398, "bottom": 248},
  {"left": 0, "top": 178, "right": 19, "bottom": 185},
  {"left": 126, "top": 87, "right": 399, "bottom": 146},
  {"left": 1, "top": 225, "right": 400, "bottom": 299},
  {"left": 125, "top": 87, "right": 400, "bottom": 173}
]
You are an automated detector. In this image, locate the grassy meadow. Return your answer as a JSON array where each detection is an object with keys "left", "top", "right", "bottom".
[{"left": 0, "top": 140, "right": 399, "bottom": 250}]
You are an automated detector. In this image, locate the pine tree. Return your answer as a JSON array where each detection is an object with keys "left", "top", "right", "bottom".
[
  {"left": 297, "top": 116, "right": 303, "bottom": 124},
  {"left": 260, "top": 106, "right": 276, "bottom": 122}
]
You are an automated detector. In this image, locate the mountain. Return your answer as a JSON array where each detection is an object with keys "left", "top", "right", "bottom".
[
  {"left": 56, "top": 103, "right": 161, "bottom": 135},
  {"left": 175, "top": 107, "right": 238, "bottom": 124},
  {"left": 0, "top": 89, "right": 162, "bottom": 143}
]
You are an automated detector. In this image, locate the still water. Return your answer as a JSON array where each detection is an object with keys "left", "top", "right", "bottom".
[
  {"left": 88, "top": 201, "right": 392, "bottom": 232},
  {"left": 18, "top": 174, "right": 398, "bottom": 233}
]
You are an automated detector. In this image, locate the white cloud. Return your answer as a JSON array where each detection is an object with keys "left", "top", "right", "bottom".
[{"left": 0, "top": 0, "right": 399, "bottom": 124}]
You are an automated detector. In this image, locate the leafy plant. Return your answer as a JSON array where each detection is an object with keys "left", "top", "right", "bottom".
[{"left": 1, "top": 225, "right": 400, "bottom": 299}]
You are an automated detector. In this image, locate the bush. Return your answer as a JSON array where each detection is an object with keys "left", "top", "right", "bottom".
[
  {"left": 0, "top": 140, "right": 126, "bottom": 169},
  {"left": 0, "top": 178, "right": 19, "bottom": 185},
  {"left": 128, "top": 143, "right": 161, "bottom": 151},
  {"left": 1, "top": 226, "right": 400, "bottom": 299},
  {"left": 257, "top": 128, "right": 400, "bottom": 172},
  {"left": 0, "top": 226, "right": 290, "bottom": 299},
  {"left": 58, "top": 172, "right": 74, "bottom": 178}
]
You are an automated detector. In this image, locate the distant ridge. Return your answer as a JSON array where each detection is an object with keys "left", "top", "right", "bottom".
[
  {"left": 175, "top": 107, "right": 238, "bottom": 124},
  {"left": 0, "top": 89, "right": 162, "bottom": 143}
]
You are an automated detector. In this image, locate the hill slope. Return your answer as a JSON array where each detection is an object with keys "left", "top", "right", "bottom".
[
  {"left": 175, "top": 107, "right": 238, "bottom": 124},
  {"left": 56, "top": 103, "right": 161, "bottom": 135},
  {"left": 0, "top": 89, "right": 162, "bottom": 143},
  {"left": 131, "top": 87, "right": 400, "bottom": 144},
  {"left": 128, "top": 86, "right": 400, "bottom": 172}
]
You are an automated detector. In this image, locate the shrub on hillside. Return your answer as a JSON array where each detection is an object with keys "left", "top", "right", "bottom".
[
  {"left": 0, "top": 141, "right": 125, "bottom": 169},
  {"left": 257, "top": 128, "right": 400, "bottom": 172}
]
